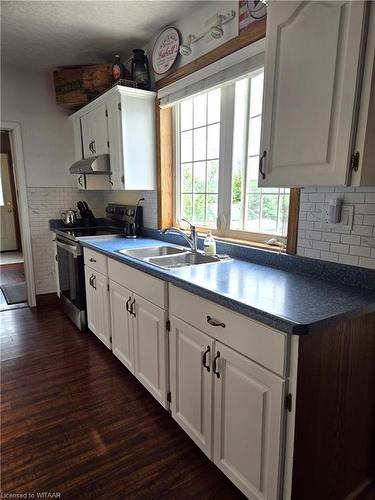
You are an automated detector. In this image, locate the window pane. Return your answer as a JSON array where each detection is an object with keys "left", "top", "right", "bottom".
[
  {"left": 260, "top": 195, "right": 278, "bottom": 233},
  {"left": 245, "top": 194, "right": 261, "bottom": 232},
  {"left": 181, "top": 194, "right": 193, "bottom": 220},
  {"left": 206, "top": 194, "right": 218, "bottom": 227},
  {"left": 193, "top": 127, "right": 206, "bottom": 161},
  {"left": 250, "top": 72, "right": 263, "bottom": 117},
  {"left": 207, "top": 88, "right": 221, "bottom": 124},
  {"left": 246, "top": 156, "right": 260, "bottom": 193},
  {"left": 181, "top": 163, "right": 192, "bottom": 193},
  {"left": 207, "top": 160, "right": 219, "bottom": 193},
  {"left": 181, "top": 131, "right": 192, "bottom": 163},
  {"left": 248, "top": 115, "right": 261, "bottom": 156},
  {"left": 278, "top": 194, "right": 290, "bottom": 235},
  {"left": 207, "top": 123, "right": 220, "bottom": 159},
  {"left": 193, "top": 94, "right": 207, "bottom": 128},
  {"left": 180, "top": 99, "right": 193, "bottom": 131},
  {"left": 193, "top": 161, "right": 206, "bottom": 193},
  {"left": 193, "top": 194, "right": 205, "bottom": 225}
]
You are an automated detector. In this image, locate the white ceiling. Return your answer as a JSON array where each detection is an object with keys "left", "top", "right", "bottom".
[{"left": 1, "top": 0, "right": 201, "bottom": 71}]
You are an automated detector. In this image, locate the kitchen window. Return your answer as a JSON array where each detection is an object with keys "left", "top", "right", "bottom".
[{"left": 174, "top": 68, "right": 290, "bottom": 243}]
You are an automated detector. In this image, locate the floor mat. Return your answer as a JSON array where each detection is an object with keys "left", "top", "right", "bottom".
[{"left": 1, "top": 282, "right": 27, "bottom": 304}]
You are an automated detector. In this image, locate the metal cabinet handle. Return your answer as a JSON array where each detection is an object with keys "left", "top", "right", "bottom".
[
  {"left": 92, "top": 140, "right": 96, "bottom": 153},
  {"left": 130, "top": 298, "right": 136, "bottom": 317},
  {"left": 213, "top": 351, "right": 221, "bottom": 378},
  {"left": 89, "top": 141, "right": 93, "bottom": 153},
  {"left": 207, "top": 315, "right": 225, "bottom": 328},
  {"left": 92, "top": 274, "right": 96, "bottom": 290},
  {"left": 202, "top": 346, "right": 210, "bottom": 372},
  {"left": 78, "top": 175, "right": 84, "bottom": 186},
  {"left": 126, "top": 296, "right": 132, "bottom": 314},
  {"left": 89, "top": 258, "right": 96, "bottom": 263},
  {"left": 259, "top": 150, "right": 267, "bottom": 180},
  {"left": 89, "top": 274, "right": 93, "bottom": 287}
]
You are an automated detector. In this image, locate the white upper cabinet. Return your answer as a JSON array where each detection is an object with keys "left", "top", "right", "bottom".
[
  {"left": 260, "top": 1, "right": 368, "bottom": 187},
  {"left": 81, "top": 103, "right": 109, "bottom": 159},
  {"left": 70, "top": 86, "right": 156, "bottom": 191}
]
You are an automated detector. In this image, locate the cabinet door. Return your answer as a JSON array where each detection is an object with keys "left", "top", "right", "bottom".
[
  {"left": 133, "top": 294, "right": 168, "bottom": 408},
  {"left": 81, "top": 103, "right": 109, "bottom": 159},
  {"left": 170, "top": 317, "right": 214, "bottom": 457},
  {"left": 84, "top": 265, "right": 96, "bottom": 333},
  {"left": 110, "top": 281, "right": 134, "bottom": 373},
  {"left": 260, "top": 1, "right": 367, "bottom": 186},
  {"left": 72, "top": 118, "right": 83, "bottom": 161},
  {"left": 213, "top": 342, "right": 285, "bottom": 500}
]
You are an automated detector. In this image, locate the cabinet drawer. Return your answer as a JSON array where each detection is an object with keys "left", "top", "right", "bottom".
[
  {"left": 108, "top": 258, "right": 167, "bottom": 309},
  {"left": 84, "top": 248, "right": 107, "bottom": 275},
  {"left": 169, "top": 285, "right": 287, "bottom": 377}
]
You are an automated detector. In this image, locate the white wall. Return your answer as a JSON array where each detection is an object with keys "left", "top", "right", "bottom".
[{"left": 1, "top": 63, "right": 75, "bottom": 187}]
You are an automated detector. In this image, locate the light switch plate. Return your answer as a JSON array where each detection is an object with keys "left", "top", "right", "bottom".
[{"left": 320, "top": 204, "right": 354, "bottom": 232}]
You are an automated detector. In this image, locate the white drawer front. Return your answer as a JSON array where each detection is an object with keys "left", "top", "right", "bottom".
[
  {"left": 84, "top": 248, "right": 107, "bottom": 276},
  {"left": 108, "top": 258, "right": 167, "bottom": 309},
  {"left": 169, "top": 285, "right": 287, "bottom": 377}
]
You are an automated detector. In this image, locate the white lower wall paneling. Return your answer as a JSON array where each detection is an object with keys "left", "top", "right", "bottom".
[{"left": 297, "top": 187, "right": 375, "bottom": 269}]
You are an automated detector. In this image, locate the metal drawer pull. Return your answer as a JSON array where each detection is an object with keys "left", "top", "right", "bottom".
[
  {"left": 130, "top": 299, "right": 136, "bottom": 317},
  {"left": 89, "top": 274, "right": 93, "bottom": 287},
  {"left": 126, "top": 296, "right": 132, "bottom": 314},
  {"left": 207, "top": 316, "right": 225, "bottom": 328},
  {"left": 92, "top": 275, "right": 96, "bottom": 290},
  {"left": 89, "top": 258, "right": 97, "bottom": 263},
  {"left": 213, "top": 351, "right": 221, "bottom": 378},
  {"left": 259, "top": 150, "right": 266, "bottom": 180},
  {"left": 202, "top": 346, "right": 211, "bottom": 372}
]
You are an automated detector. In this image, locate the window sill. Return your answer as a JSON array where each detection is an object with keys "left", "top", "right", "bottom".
[{"left": 204, "top": 234, "right": 287, "bottom": 253}]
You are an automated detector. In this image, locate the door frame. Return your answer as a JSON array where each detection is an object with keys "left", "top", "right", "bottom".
[{"left": 1, "top": 121, "right": 36, "bottom": 306}]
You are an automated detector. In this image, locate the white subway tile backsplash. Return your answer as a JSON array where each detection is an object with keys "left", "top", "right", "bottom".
[{"left": 297, "top": 187, "right": 375, "bottom": 269}]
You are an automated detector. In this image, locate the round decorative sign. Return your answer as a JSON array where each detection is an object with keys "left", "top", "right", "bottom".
[{"left": 152, "top": 27, "right": 180, "bottom": 75}]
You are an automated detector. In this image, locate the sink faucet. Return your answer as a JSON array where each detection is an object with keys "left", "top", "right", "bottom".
[{"left": 160, "top": 219, "right": 198, "bottom": 253}]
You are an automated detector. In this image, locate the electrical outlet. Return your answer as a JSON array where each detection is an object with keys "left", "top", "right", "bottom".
[{"left": 320, "top": 204, "right": 354, "bottom": 232}]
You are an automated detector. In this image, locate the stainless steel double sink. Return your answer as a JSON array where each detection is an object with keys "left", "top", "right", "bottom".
[{"left": 118, "top": 245, "right": 222, "bottom": 269}]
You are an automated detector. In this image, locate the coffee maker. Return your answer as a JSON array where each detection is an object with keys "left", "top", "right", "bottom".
[{"left": 105, "top": 200, "right": 143, "bottom": 238}]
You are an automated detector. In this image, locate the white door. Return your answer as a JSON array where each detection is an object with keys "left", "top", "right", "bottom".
[
  {"left": 213, "top": 342, "right": 285, "bottom": 500},
  {"left": 260, "top": 1, "right": 367, "bottom": 187},
  {"left": 81, "top": 103, "right": 109, "bottom": 159},
  {"left": 0, "top": 153, "right": 18, "bottom": 251},
  {"left": 85, "top": 265, "right": 96, "bottom": 333},
  {"left": 170, "top": 317, "right": 214, "bottom": 457},
  {"left": 110, "top": 280, "right": 134, "bottom": 373},
  {"left": 133, "top": 294, "right": 168, "bottom": 408}
]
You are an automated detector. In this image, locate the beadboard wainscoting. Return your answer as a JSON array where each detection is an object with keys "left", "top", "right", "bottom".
[
  {"left": 28, "top": 187, "right": 158, "bottom": 295},
  {"left": 297, "top": 187, "right": 375, "bottom": 269}
]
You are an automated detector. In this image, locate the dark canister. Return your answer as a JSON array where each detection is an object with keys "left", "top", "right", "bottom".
[{"left": 131, "top": 49, "right": 151, "bottom": 90}]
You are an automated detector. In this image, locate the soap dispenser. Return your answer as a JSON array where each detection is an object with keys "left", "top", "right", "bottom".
[{"left": 204, "top": 231, "right": 216, "bottom": 256}]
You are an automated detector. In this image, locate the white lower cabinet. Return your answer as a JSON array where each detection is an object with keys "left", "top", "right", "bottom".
[
  {"left": 170, "top": 315, "right": 285, "bottom": 500},
  {"left": 110, "top": 280, "right": 134, "bottom": 373},
  {"left": 109, "top": 278, "right": 168, "bottom": 409},
  {"left": 213, "top": 342, "right": 285, "bottom": 500},
  {"left": 84, "top": 265, "right": 111, "bottom": 349},
  {"left": 133, "top": 295, "right": 168, "bottom": 407},
  {"left": 169, "top": 317, "right": 214, "bottom": 457}
]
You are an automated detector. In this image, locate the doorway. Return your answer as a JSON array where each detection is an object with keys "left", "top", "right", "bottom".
[{"left": 0, "top": 131, "right": 27, "bottom": 310}]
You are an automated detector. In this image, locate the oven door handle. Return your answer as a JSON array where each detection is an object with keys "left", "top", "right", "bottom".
[{"left": 56, "top": 239, "right": 80, "bottom": 258}]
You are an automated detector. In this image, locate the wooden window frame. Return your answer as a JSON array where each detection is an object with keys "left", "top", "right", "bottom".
[{"left": 156, "top": 21, "right": 300, "bottom": 254}]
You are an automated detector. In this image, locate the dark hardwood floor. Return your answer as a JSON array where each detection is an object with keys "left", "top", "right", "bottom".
[{"left": 1, "top": 299, "right": 245, "bottom": 499}]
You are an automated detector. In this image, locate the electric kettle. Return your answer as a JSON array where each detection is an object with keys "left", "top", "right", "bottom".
[{"left": 61, "top": 208, "right": 77, "bottom": 227}]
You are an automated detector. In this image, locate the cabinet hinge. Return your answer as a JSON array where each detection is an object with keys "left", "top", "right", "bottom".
[
  {"left": 167, "top": 391, "right": 172, "bottom": 403},
  {"left": 105, "top": 109, "right": 108, "bottom": 117},
  {"left": 285, "top": 393, "right": 292, "bottom": 412},
  {"left": 118, "top": 102, "right": 122, "bottom": 111},
  {"left": 351, "top": 151, "right": 360, "bottom": 172},
  {"left": 166, "top": 320, "right": 171, "bottom": 332}
]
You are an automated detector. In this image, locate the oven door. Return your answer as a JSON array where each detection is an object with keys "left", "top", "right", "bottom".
[{"left": 56, "top": 237, "right": 86, "bottom": 311}]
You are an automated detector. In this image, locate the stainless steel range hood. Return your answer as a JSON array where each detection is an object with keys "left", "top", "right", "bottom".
[{"left": 69, "top": 154, "right": 110, "bottom": 175}]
